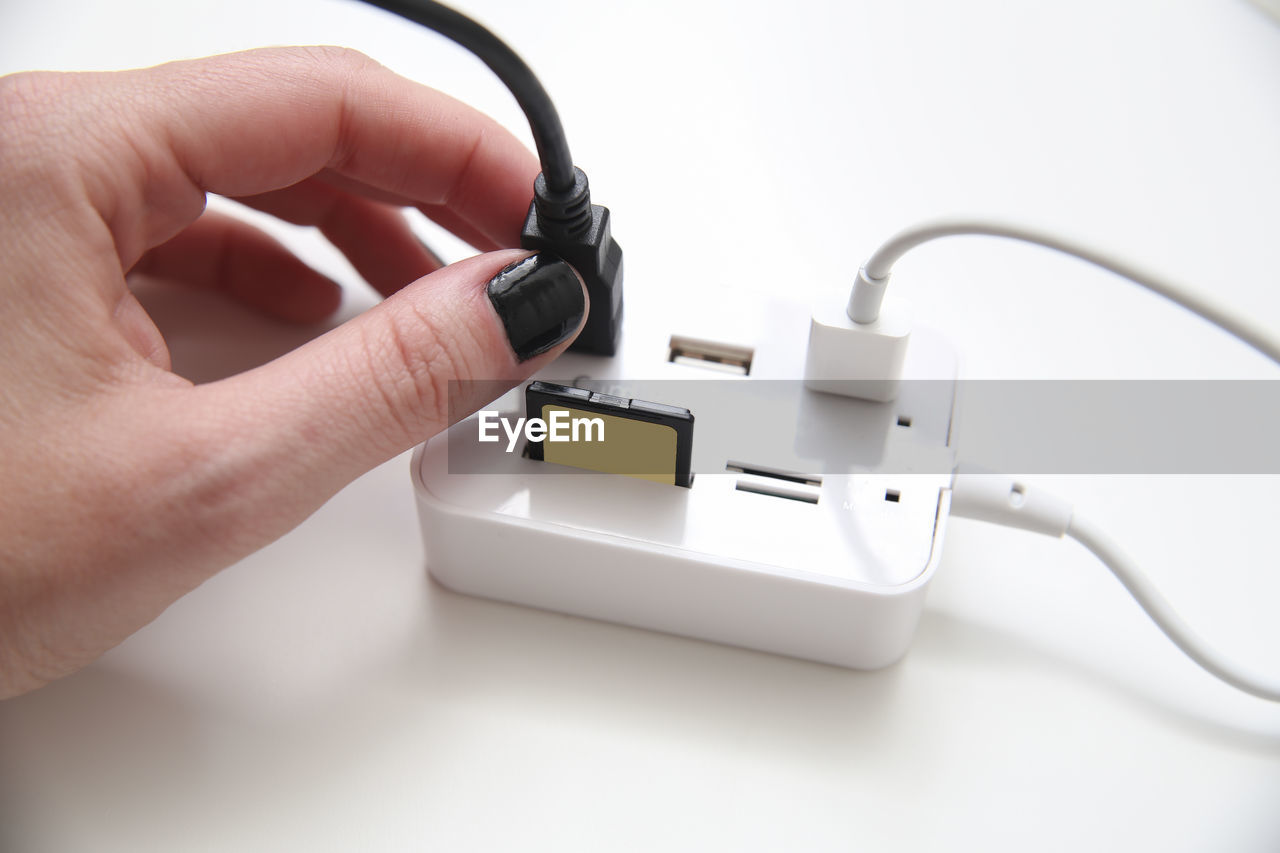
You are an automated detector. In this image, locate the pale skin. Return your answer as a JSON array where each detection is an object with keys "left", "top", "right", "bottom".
[{"left": 0, "top": 47, "right": 587, "bottom": 697}]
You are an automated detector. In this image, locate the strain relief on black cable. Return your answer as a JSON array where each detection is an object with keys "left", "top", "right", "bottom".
[
  {"left": 533, "top": 168, "right": 593, "bottom": 240},
  {"left": 521, "top": 166, "right": 623, "bottom": 356}
]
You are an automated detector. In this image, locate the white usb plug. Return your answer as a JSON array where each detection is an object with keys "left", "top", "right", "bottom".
[{"left": 803, "top": 270, "right": 911, "bottom": 403}]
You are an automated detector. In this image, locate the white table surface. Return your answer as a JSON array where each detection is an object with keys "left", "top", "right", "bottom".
[{"left": 2, "top": 1, "right": 1279, "bottom": 850}]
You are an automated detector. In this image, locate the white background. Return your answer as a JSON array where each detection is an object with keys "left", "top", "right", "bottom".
[{"left": 2, "top": 0, "right": 1279, "bottom": 850}]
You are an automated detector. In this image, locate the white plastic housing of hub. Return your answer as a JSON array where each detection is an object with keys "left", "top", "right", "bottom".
[{"left": 411, "top": 289, "right": 958, "bottom": 669}]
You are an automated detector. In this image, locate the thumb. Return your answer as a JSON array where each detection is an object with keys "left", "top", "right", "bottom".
[{"left": 193, "top": 248, "right": 586, "bottom": 507}]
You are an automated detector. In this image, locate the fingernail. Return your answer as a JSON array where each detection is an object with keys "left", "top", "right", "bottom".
[{"left": 486, "top": 254, "right": 584, "bottom": 361}]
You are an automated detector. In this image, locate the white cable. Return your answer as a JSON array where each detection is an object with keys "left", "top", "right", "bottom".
[
  {"left": 853, "top": 214, "right": 1280, "bottom": 699},
  {"left": 1066, "top": 513, "right": 1280, "bottom": 702},
  {"left": 949, "top": 474, "right": 1280, "bottom": 702},
  {"left": 848, "top": 216, "right": 1280, "bottom": 365}
]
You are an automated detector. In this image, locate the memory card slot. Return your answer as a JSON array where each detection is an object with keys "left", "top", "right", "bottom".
[
  {"left": 734, "top": 481, "right": 820, "bottom": 504},
  {"left": 725, "top": 461, "right": 822, "bottom": 487}
]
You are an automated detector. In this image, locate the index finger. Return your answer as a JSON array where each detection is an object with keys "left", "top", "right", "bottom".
[{"left": 68, "top": 46, "right": 539, "bottom": 267}]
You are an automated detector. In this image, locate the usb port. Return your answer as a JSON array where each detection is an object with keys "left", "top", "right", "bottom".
[{"left": 668, "top": 335, "right": 753, "bottom": 375}]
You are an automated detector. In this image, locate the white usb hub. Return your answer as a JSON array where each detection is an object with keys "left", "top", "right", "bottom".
[{"left": 412, "top": 288, "right": 958, "bottom": 668}]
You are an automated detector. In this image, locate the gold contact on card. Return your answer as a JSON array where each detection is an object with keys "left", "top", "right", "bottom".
[{"left": 541, "top": 405, "right": 678, "bottom": 486}]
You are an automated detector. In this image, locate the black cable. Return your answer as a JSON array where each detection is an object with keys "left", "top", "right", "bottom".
[
  {"left": 353, "top": 0, "right": 624, "bottom": 355},
  {"left": 355, "top": 0, "right": 576, "bottom": 193}
]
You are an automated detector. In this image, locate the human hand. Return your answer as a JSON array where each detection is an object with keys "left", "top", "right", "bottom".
[{"left": 0, "top": 47, "right": 587, "bottom": 697}]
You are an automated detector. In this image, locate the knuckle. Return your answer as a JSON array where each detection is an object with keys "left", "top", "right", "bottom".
[
  {"left": 0, "top": 72, "right": 63, "bottom": 157},
  {"left": 358, "top": 311, "right": 448, "bottom": 440},
  {"left": 109, "top": 402, "right": 298, "bottom": 559},
  {"left": 295, "top": 45, "right": 381, "bottom": 77},
  {"left": 0, "top": 71, "right": 121, "bottom": 201},
  {"left": 359, "top": 304, "right": 462, "bottom": 442},
  {"left": 166, "top": 438, "right": 265, "bottom": 544},
  {"left": 0, "top": 71, "right": 55, "bottom": 120},
  {"left": 277, "top": 46, "right": 386, "bottom": 172}
]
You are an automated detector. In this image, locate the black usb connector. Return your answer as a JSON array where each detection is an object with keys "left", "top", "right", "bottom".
[
  {"left": 355, "top": 0, "right": 624, "bottom": 355},
  {"left": 520, "top": 168, "right": 623, "bottom": 355}
]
